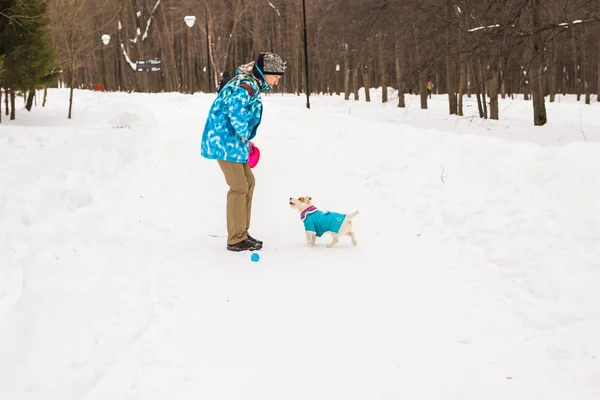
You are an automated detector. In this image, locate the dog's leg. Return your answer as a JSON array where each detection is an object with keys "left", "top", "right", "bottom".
[
  {"left": 305, "top": 231, "right": 316, "bottom": 246},
  {"left": 326, "top": 233, "right": 339, "bottom": 248},
  {"left": 348, "top": 231, "right": 357, "bottom": 246}
]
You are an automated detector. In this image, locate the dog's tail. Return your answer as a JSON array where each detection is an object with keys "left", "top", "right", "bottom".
[{"left": 347, "top": 209, "right": 360, "bottom": 220}]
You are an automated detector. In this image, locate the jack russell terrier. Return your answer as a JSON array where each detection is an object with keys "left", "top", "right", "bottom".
[{"left": 289, "top": 196, "right": 359, "bottom": 248}]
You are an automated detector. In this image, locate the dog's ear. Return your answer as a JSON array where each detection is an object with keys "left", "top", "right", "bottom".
[{"left": 307, "top": 196, "right": 312, "bottom": 201}]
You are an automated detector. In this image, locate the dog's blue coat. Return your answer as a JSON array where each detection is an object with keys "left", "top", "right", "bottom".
[{"left": 300, "top": 206, "right": 347, "bottom": 237}]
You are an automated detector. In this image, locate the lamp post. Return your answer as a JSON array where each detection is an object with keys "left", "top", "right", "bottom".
[
  {"left": 204, "top": 5, "right": 212, "bottom": 92},
  {"left": 302, "top": 0, "right": 310, "bottom": 109},
  {"left": 184, "top": 15, "right": 196, "bottom": 93},
  {"left": 335, "top": 64, "right": 341, "bottom": 96},
  {"left": 101, "top": 34, "right": 111, "bottom": 91}
]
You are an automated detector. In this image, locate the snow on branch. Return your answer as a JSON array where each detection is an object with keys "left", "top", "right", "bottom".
[
  {"left": 267, "top": 0, "right": 280, "bottom": 16},
  {"left": 468, "top": 26, "right": 485, "bottom": 32},
  {"left": 123, "top": 0, "right": 161, "bottom": 44},
  {"left": 468, "top": 24, "right": 500, "bottom": 32},
  {"left": 121, "top": 43, "right": 137, "bottom": 71},
  {"left": 130, "top": 28, "right": 141, "bottom": 43},
  {"left": 467, "top": 18, "right": 600, "bottom": 35},
  {"left": 142, "top": 0, "right": 161, "bottom": 41}
]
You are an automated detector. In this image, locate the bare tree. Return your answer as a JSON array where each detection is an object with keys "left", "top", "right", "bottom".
[
  {"left": 34, "top": 0, "right": 600, "bottom": 124},
  {"left": 49, "top": 0, "right": 118, "bottom": 118}
]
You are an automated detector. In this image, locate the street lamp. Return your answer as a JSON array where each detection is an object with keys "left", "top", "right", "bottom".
[
  {"left": 184, "top": 15, "right": 197, "bottom": 93},
  {"left": 184, "top": 15, "right": 196, "bottom": 27},
  {"left": 302, "top": 0, "right": 310, "bottom": 109},
  {"left": 184, "top": 11, "right": 212, "bottom": 93},
  {"left": 99, "top": 34, "right": 112, "bottom": 91}
]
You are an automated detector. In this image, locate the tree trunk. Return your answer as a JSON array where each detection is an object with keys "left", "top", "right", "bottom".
[
  {"left": 475, "top": 92, "right": 484, "bottom": 118},
  {"left": 506, "top": 64, "right": 512, "bottom": 98},
  {"left": 500, "top": 61, "right": 506, "bottom": 99},
  {"left": 379, "top": 31, "right": 388, "bottom": 103},
  {"left": 166, "top": 8, "right": 179, "bottom": 92},
  {"left": 597, "top": 44, "right": 600, "bottom": 101},
  {"left": 572, "top": 26, "right": 581, "bottom": 101},
  {"left": 472, "top": 59, "right": 484, "bottom": 118},
  {"left": 395, "top": 54, "right": 405, "bottom": 108},
  {"left": 549, "top": 67, "right": 556, "bottom": 102},
  {"left": 352, "top": 61, "right": 359, "bottom": 100},
  {"left": 363, "top": 66, "right": 370, "bottom": 102},
  {"left": 466, "top": 62, "right": 472, "bottom": 97},
  {"left": 458, "top": 60, "right": 465, "bottom": 116},
  {"left": 117, "top": 9, "right": 127, "bottom": 92},
  {"left": 344, "top": 48, "right": 350, "bottom": 100},
  {"left": 43, "top": 87, "right": 48, "bottom": 107},
  {"left": 446, "top": 63, "right": 457, "bottom": 114},
  {"left": 549, "top": 44, "right": 557, "bottom": 102},
  {"left": 206, "top": 6, "right": 219, "bottom": 92},
  {"left": 413, "top": 22, "right": 427, "bottom": 109},
  {"left": 25, "top": 89, "right": 35, "bottom": 112},
  {"left": 523, "top": 68, "right": 530, "bottom": 100},
  {"left": 0, "top": 89, "right": 2, "bottom": 123},
  {"left": 68, "top": 60, "right": 76, "bottom": 119},
  {"left": 489, "top": 69, "right": 499, "bottom": 120},
  {"left": 559, "top": 53, "right": 565, "bottom": 95},
  {"left": 531, "top": 0, "right": 547, "bottom": 125},
  {"left": 445, "top": 0, "right": 457, "bottom": 114},
  {"left": 582, "top": 24, "right": 591, "bottom": 105},
  {"left": 419, "top": 72, "right": 428, "bottom": 109},
  {"left": 478, "top": 58, "right": 488, "bottom": 118},
  {"left": 10, "top": 89, "right": 15, "bottom": 120},
  {"left": 335, "top": 66, "right": 341, "bottom": 96}
]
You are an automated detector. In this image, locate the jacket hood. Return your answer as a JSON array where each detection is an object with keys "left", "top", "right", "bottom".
[{"left": 235, "top": 61, "right": 272, "bottom": 92}]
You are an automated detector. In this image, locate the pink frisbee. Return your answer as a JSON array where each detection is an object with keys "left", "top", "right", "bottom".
[{"left": 248, "top": 143, "right": 260, "bottom": 168}]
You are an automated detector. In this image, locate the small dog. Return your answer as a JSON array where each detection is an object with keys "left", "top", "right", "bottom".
[{"left": 289, "top": 196, "right": 359, "bottom": 247}]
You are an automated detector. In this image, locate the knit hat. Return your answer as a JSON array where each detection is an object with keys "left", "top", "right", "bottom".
[{"left": 255, "top": 52, "right": 287, "bottom": 76}]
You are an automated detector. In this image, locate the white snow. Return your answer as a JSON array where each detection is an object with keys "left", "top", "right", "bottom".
[{"left": 1, "top": 88, "right": 600, "bottom": 400}]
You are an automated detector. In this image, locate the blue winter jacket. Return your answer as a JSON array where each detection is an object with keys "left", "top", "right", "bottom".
[{"left": 200, "top": 64, "right": 271, "bottom": 163}]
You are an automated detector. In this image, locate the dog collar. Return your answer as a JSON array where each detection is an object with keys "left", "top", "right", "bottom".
[{"left": 300, "top": 205, "right": 317, "bottom": 221}]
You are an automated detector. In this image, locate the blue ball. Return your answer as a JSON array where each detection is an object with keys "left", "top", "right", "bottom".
[{"left": 251, "top": 252, "right": 260, "bottom": 262}]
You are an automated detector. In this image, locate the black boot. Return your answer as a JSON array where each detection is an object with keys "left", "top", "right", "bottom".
[
  {"left": 227, "top": 238, "right": 261, "bottom": 252},
  {"left": 247, "top": 235, "right": 263, "bottom": 246}
]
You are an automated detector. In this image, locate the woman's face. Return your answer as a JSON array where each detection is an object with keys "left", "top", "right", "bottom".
[{"left": 265, "top": 74, "right": 281, "bottom": 87}]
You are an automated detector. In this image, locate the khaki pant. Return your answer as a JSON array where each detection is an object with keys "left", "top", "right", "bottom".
[{"left": 217, "top": 160, "right": 255, "bottom": 245}]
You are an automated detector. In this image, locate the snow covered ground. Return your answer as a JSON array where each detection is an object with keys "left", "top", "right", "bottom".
[{"left": 1, "top": 88, "right": 599, "bottom": 400}]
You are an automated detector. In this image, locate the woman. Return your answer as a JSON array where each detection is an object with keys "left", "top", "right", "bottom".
[{"left": 200, "top": 52, "right": 287, "bottom": 252}]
